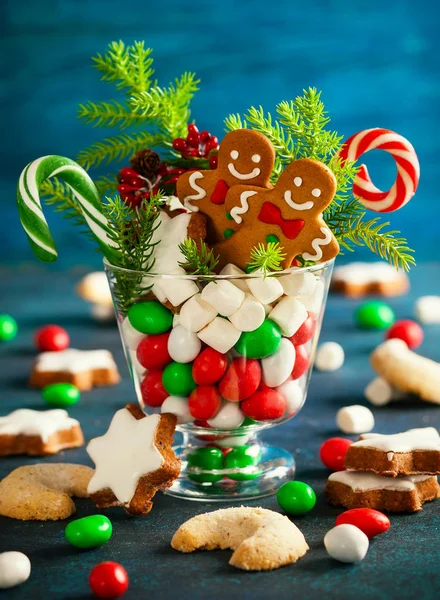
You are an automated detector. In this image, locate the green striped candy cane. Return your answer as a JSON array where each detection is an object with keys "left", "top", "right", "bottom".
[{"left": 17, "top": 155, "right": 120, "bottom": 263}]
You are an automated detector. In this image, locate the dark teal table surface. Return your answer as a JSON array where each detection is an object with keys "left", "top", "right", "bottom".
[{"left": 0, "top": 263, "right": 439, "bottom": 600}]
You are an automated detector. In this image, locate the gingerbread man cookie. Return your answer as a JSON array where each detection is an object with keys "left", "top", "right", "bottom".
[
  {"left": 176, "top": 129, "right": 275, "bottom": 244},
  {"left": 215, "top": 158, "right": 339, "bottom": 270}
]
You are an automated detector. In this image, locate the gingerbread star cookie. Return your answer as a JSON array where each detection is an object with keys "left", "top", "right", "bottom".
[
  {"left": 176, "top": 129, "right": 275, "bottom": 244},
  {"left": 87, "top": 403, "right": 180, "bottom": 515}
]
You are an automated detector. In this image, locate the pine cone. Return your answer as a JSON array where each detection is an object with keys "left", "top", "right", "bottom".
[{"left": 130, "top": 149, "right": 161, "bottom": 180}]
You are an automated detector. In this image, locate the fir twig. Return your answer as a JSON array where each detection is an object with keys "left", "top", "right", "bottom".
[
  {"left": 178, "top": 239, "right": 219, "bottom": 276},
  {"left": 77, "top": 100, "right": 146, "bottom": 130},
  {"left": 248, "top": 242, "right": 286, "bottom": 275}
]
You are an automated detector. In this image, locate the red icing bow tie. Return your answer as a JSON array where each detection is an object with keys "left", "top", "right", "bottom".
[{"left": 258, "top": 202, "right": 305, "bottom": 239}]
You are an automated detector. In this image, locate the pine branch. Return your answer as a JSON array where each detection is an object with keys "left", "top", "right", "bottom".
[
  {"left": 178, "top": 239, "right": 219, "bottom": 275},
  {"left": 95, "top": 175, "right": 119, "bottom": 197},
  {"left": 77, "top": 100, "right": 146, "bottom": 129},
  {"left": 248, "top": 242, "right": 286, "bottom": 275},
  {"left": 224, "top": 113, "right": 246, "bottom": 131}
]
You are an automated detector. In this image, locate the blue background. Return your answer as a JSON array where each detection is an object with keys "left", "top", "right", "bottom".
[{"left": 1, "top": 0, "right": 438, "bottom": 267}]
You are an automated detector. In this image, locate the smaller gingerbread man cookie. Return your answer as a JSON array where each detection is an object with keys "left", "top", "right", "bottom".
[{"left": 176, "top": 129, "right": 275, "bottom": 244}]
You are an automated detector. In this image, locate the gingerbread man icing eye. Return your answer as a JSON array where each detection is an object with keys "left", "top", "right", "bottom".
[
  {"left": 312, "top": 188, "right": 321, "bottom": 197},
  {"left": 252, "top": 154, "right": 261, "bottom": 163},
  {"left": 230, "top": 150, "right": 239, "bottom": 160},
  {"left": 294, "top": 177, "right": 302, "bottom": 187}
]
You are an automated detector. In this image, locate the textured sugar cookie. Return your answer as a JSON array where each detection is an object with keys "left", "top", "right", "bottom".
[
  {"left": 344, "top": 427, "right": 440, "bottom": 477},
  {"left": 30, "top": 348, "right": 120, "bottom": 391},
  {"left": 0, "top": 409, "right": 84, "bottom": 456},
  {"left": 332, "top": 262, "right": 409, "bottom": 297},
  {"left": 87, "top": 403, "right": 180, "bottom": 515},
  {"left": 171, "top": 506, "right": 309, "bottom": 571},
  {"left": 325, "top": 471, "right": 439, "bottom": 513},
  {"left": 0, "top": 464, "right": 93, "bottom": 520}
]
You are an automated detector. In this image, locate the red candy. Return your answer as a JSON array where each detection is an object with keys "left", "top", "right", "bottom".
[
  {"left": 319, "top": 437, "right": 353, "bottom": 471},
  {"left": 136, "top": 333, "right": 171, "bottom": 370},
  {"left": 241, "top": 388, "right": 286, "bottom": 421},
  {"left": 218, "top": 358, "right": 261, "bottom": 402},
  {"left": 291, "top": 344, "right": 309, "bottom": 380},
  {"left": 336, "top": 508, "right": 390, "bottom": 539},
  {"left": 192, "top": 348, "right": 228, "bottom": 386},
  {"left": 89, "top": 561, "right": 129, "bottom": 599},
  {"left": 140, "top": 371, "right": 168, "bottom": 407},
  {"left": 188, "top": 386, "right": 221, "bottom": 419},
  {"left": 34, "top": 325, "right": 69, "bottom": 352},
  {"left": 386, "top": 319, "right": 423, "bottom": 349},
  {"left": 289, "top": 312, "right": 316, "bottom": 346}
]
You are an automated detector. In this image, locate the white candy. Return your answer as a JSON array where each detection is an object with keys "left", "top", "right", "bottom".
[
  {"left": 201, "top": 280, "right": 245, "bottom": 317},
  {"left": 155, "top": 271, "right": 199, "bottom": 307},
  {"left": 246, "top": 270, "right": 284, "bottom": 304},
  {"left": 364, "top": 377, "right": 405, "bottom": 406},
  {"left": 262, "top": 339, "right": 296, "bottom": 387},
  {"left": 0, "top": 552, "right": 31, "bottom": 589},
  {"left": 91, "top": 303, "right": 114, "bottom": 322},
  {"left": 228, "top": 294, "right": 265, "bottom": 332},
  {"left": 302, "top": 279, "right": 325, "bottom": 313},
  {"left": 129, "top": 349, "right": 146, "bottom": 378},
  {"left": 207, "top": 401, "right": 245, "bottom": 429},
  {"left": 173, "top": 313, "right": 180, "bottom": 327},
  {"left": 168, "top": 325, "right": 201, "bottom": 363},
  {"left": 336, "top": 405, "right": 375, "bottom": 434},
  {"left": 179, "top": 293, "right": 217, "bottom": 332},
  {"left": 161, "top": 396, "right": 193, "bottom": 424},
  {"left": 268, "top": 296, "right": 308, "bottom": 337},
  {"left": 220, "top": 263, "right": 248, "bottom": 292},
  {"left": 197, "top": 317, "right": 241, "bottom": 354},
  {"left": 216, "top": 434, "right": 251, "bottom": 447},
  {"left": 121, "top": 316, "right": 146, "bottom": 350},
  {"left": 277, "top": 380, "right": 304, "bottom": 416},
  {"left": 324, "top": 524, "right": 369, "bottom": 564},
  {"left": 414, "top": 295, "right": 440, "bottom": 324},
  {"left": 279, "top": 270, "right": 316, "bottom": 297},
  {"left": 315, "top": 342, "right": 344, "bottom": 371}
]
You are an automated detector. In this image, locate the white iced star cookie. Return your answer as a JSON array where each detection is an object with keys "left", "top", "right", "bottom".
[{"left": 87, "top": 403, "right": 180, "bottom": 515}]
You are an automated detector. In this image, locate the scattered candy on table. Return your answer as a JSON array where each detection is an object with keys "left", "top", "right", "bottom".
[
  {"left": 34, "top": 324, "right": 70, "bottom": 352},
  {"left": 386, "top": 319, "right": 424, "bottom": 349},
  {"left": 319, "top": 437, "right": 353, "bottom": 471},
  {"left": 335, "top": 508, "right": 390, "bottom": 539},
  {"left": 324, "top": 524, "right": 369, "bottom": 563},
  {"left": 364, "top": 377, "right": 405, "bottom": 407},
  {"left": 42, "top": 382, "right": 81, "bottom": 407},
  {"left": 89, "top": 561, "right": 129, "bottom": 599},
  {"left": 277, "top": 481, "right": 317, "bottom": 515},
  {"left": 0, "top": 314, "right": 18, "bottom": 342},
  {"left": 65, "top": 515, "right": 113, "bottom": 549},
  {"left": 354, "top": 300, "right": 395, "bottom": 330},
  {"left": 414, "top": 295, "right": 440, "bottom": 324},
  {"left": 0, "top": 551, "right": 31, "bottom": 589},
  {"left": 336, "top": 405, "right": 375, "bottom": 435},
  {"left": 315, "top": 342, "right": 345, "bottom": 371}
]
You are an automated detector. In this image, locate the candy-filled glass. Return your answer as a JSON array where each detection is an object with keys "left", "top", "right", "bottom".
[{"left": 105, "top": 259, "right": 334, "bottom": 500}]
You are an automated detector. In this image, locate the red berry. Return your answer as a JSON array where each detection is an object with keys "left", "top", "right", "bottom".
[
  {"left": 188, "top": 386, "right": 221, "bottom": 419},
  {"left": 89, "top": 561, "right": 128, "bottom": 599},
  {"left": 385, "top": 319, "right": 423, "bottom": 349},
  {"left": 289, "top": 312, "right": 316, "bottom": 346},
  {"left": 206, "top": 135, "right": 219, "bottom": 148},
  {"left": 184, "top": 148, "right": 201, "bottom": 158},
  {"left": 172, "top": 138, "right": 188, "bottom": 153},
  {"left": 319, "top": 437, "right": 353, "bottom": 471},
  {"left": 136, "top": 333, "right": 171, "bottom": 370},
  {"left": 34, "top": 325, "right": 69, "bottom": 352},
  {"left": 241, "top": 388, "right": 286, "bottom": 421},
  {"left": 192, "top": 348, "right": 228, "bottom": 385},
  {"left": 127, "top": 176, "right": 145, "bottom": 189},
  {"left": 218, "top": 358, "right": 261, "bottom": 402},
  {"left": 209, "top": 154, "right": 218, "bottom": 169},
  {"left": 200, "top": 130, "right": 211, "bottom": 143},
  {"left": 158, "top": 162, "right": 169, "bottom": 176},
  {"left": 118, "top": 167, "right": 140, "bottom": 183},
  {"left": 336, "top": 508, "right": 390, "bottom": 539},
  {"left": 187, "top": 123, "right": 199, "bottom": 135},
  {"left": 186, "top": 132, "right": 200, "bottom": 148},
  {"left": 140, "top": 371, "right": 168, "bottom": 407},
  {"left": 291, "top": 344, "right": 309, "bottom": 380}
]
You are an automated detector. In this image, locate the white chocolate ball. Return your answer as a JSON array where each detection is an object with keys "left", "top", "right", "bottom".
[
  {"left": 0, "top": 552, "right": 31, "bottom": 589},
  {"left": 261, "top": 338, "right": 296, "bottom": 387},
  {"left": 207, "top": 401, "right": 245, "bottom": 430},
  {"left": 336, "top": 405, "right": 375, "bottom": 434},
  {"left": 315, "top": 342, "right": 344, "bottom": 371},
  {"left": 324, "top": 524, "right": 369, "bottom": 563},
  {"left": 168, "top": 325, "right": 201, "bottom": 363},
  {"left": 161, "top": 396, "right": 193, "bottom": 424}
]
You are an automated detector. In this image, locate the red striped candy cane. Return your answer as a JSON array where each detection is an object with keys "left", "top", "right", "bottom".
[{"left": 338, "top": 128, "right": 420, "bottom": 212}]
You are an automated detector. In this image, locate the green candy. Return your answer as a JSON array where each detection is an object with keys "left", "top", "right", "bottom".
[
  {"left": 42, "top": 383, "right": 80, "bottom": 407},
  {"left": 235, "top": 319, "right": 281, "bottom": 359},
  {"left": 224, "top": 445, "right": 262, "bottom": 481},
  {"left": 354, "top": 301, "right": 395, "bottom": 330},
  {"left": 0, "top": 315, "right": 18, "bottom": 342},
  {"left": 65, "top": 515, "right": 112, "bottom": 549},
  {"left": 162, "top": 362, "right": 196, "bottom": 396},
  {"left": 266, "top": 234, "right": 279, "bottom": 243},
  {"left": 277, "top": 481, "right": 316, "bottom": 515},
  {"left": 240, "top": 416, "right": 257, "bottom": 427},
  {"left": 224, "top": 228, "right": 235, "bottom": 239},
  {"left": 128, "top": 301, "right": 172, "bottom": 334},
  {"left": 187, "top": 447, "right": 224, "bottom": 483}
]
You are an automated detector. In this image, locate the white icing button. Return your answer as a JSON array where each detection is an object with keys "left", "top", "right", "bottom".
[
  {"left": 277, "top": 380, "right": 304, "bottom": 416},
  {"left": 197, "top": 317, "right": 241, "bottom": 354},
  {"left": 167, "top": 325, "right": 201, "bottom": 363},
  {"left": 228, "top": 294, "right": 265, "bottom": 332},
  {"left": 161, "top": 396, "right": 193, "bottom": 424},
  {"left": 315, "top": 342, "right": 344, "bottom": 371},
  {"left": 364, "top": 377, "right": 404, "bottom": 406},
  {"left": 261, "top": 338, "right": 296, "bottom": 387},
  {"left": 201, "top": 280, "right": 245, "bottom": 317},
  {"left": 336, "top": 405, "right": 375, "bottom": 435},
  {"left": 268, "top": 296, "right": 308, "bottom": 337},
  {"left": 251, "top": 154, "right": 261, "bottom": 163},
  {"left": 414, "top": 295, "right": 440, "bottom": 324},
  {"left": 324, "top": 524, "right": 369, "bottom": 564},
  {"left": 294, "top": 177, "right": 302, "bottom": 187},
  {"left": 311, "top": 188, "right": 321, "bottom": 197},
  {"left": 230, "top": 150, "right": 239, "bottom": 159},
  {"left": 247, "top": 271, "right": 284, "bottom": 305},
  {"left": 179, "top": 294, "right": 217, "bottom": 332},
  {"left": 279, "top": 270, "right": 316, "bottom": 297},
  {"left": 207, "top": 401, "right": 245, "bottom": 430},
  {"left": 219, "top": 263, "right": 249, "bottom": 293},
  {"left": 0, "top": 552, "right": 31, "bottom": 589},
  {"left": 121, "top": 317, "right": 147, "bottom": 350}
]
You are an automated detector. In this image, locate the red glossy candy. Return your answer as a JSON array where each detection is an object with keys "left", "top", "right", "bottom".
[
  {"left": 291, "top": 344, "right": 309, "bottom": 380},
  {"left": 34, "top": 325, "right": 69, "bottom": 352},
  {"left": 136, "top": 333, "right": 171, "bottom": 370},
  {"left": 319, "top": 437, "right": 353, "bottom": 471},
  {"left": 192, "top": 348, "right": 228, "bottom": 385},
  {"left": 241, "top": 388, "right": 286, "bottom": 421},
  {"left": 386, "top": 319, "right": 423, "bottom": 349},
  {"left": 89, "top": 561, "right": 129, "bottom": 599},
  {"left": 289, "top": 312, "right": 316, "bottom": 346},
  {"left": 218, "top": 358, "right": 261, "bottom": 402},
  {"left": 336, "top": 508, "right": 390, "bottom": 539},
  {"left": 141, "top": 371, "right": 168, "bottom": 407},
  {"left": 188, "top": 386, "right": 221, "bottom": 419}
]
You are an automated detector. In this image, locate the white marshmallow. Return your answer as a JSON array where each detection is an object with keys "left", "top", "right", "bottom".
[
  {"left": 277, "top": 380, "right": 304, "bottom": 416},
  {"left": 414, "top": 295, "right": 440, "bottom": 324},
  {"left": 336, "top": 405, "right": 375, "bottom": 434},
  {"left": 0, "top": 552, "right": 31, "bottom": 589},
  {"left": 279, "top": 270, "right": 316, "bottom": 297},
  {"left": 228, "top": 294, "right": 265, "bottom": 332},
  {"left": 268, "top": 296, "right": 308, "bottom": 337},
  {"left": 364, "top": 377, "right": 405, "bottom": 406},
  {"left": 315, "top": 342, "right": 344, "bottom": 371},
  {"left": 161, "top": 396, "right": 193, "bottom": 424},
  {"left": 179, "top": 293, "right": 217, "bottom": 332},
  {"left": 168, "top": 325, "right": 201, "bottom": 363},
  {"left": 263, "top": 303, "right": 273, "bottom": 316},
  {"left": 324, "top": 524, "right": 369, "bottom": 564},
  {"left": 155, "top": 272, "right": 199, "bottom": 307},
  {"left": 302, "top": 279, "right": 325, "bottom": 313},
  {"left": 201, "top": 280, "right": 245, "bottom": 317},
  {"left": 261, "top": 338, "right": 296, "bottom": 387},
  {"left": 121, "top": 316, "right": 146, "bottom": 350},
  {"left": 220, "top": 263, "right": 249, "bottom": 292},
  {"left": 246, "top": 270, "right": 284, "bottom": 304},
  {"left": 197, "top": 317, "right": 241, "bottom": 354},
  {"left": 91, "top": 303, "right": 114, "bottom": 322},
  {"left": 207, "top": 401, "right": 245, "bottom": 430}
]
